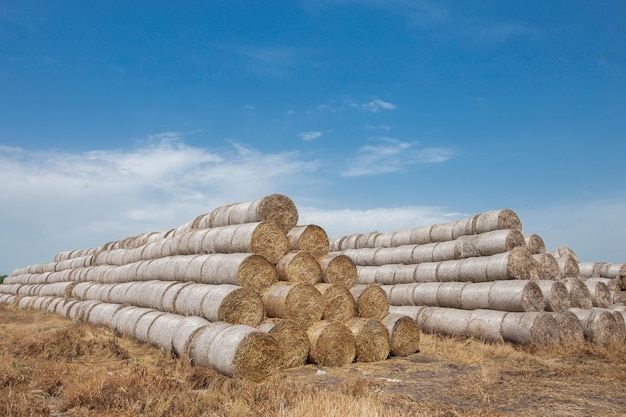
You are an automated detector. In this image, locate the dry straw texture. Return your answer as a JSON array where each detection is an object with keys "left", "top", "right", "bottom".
[
  {"left": 262, "top": 282, "right": 324, "bottom": 328},
  {"left": 275, "top": 251, "right": 323, "bottom": 285},
  {"left": 456, "top": 229, "right": 526, "bottom": 258},
  {"left": 561, "top": 277, "right": 594, "bottom": 309},
  {"left": 287, "top": 224, "right": 329, "bottom": 257},
  {"left": 314, "top": 282, "right": 356, "bottom": 323},
  {"left": 345, "top": 317, "right": 390, "bottom": 362},
  {"left": 524, "top": 234, "right": 547, "bottom": 255},
  {"left": 258, "top": 319, "right": 310, "bottom": 369},
  {"left": 317, "top": 254, "right": 357, "bottom": 287},
  {"left": 306, "top": 320, "right": 356, "bottom": 366},
  {"left": 500, "top": 312, "right": 560, "bottom": 346},
  {"left": 548, "top": 311, "right": 585, "bottom": 342},
  {"left": 534, "top": 280, "right": 571, "bottom": 312},
  {"left": 350, "top": 284, "right": 389, "bottom": 320},
  {"left": 208, "top": 193, "right": 298, "bottom": 234},
  {"left": 568, "top": 308, "right": 623, "bottom": 346},
  {"left": 532, "top": 253, "right": 563, "bottom": 280},
  {"left": 382, "top": 313, "right": 421, "bottom": 356},
  {"left": 473, "top": 208, "right": 522, "bottom": 234},
  {"left": 583, "top": 280, "right": 611, "bottom": 308}
]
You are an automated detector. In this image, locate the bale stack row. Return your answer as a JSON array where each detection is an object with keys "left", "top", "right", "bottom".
[
  {"left": 331, "top": 209, "right": 626, "bottom": 347},
  {"left": 0, "top": 194, "right": 421, "bottom": 380}
]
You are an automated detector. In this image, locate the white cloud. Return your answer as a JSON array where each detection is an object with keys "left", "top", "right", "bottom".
[
  {"left": 299, "top": 131, "right": 323, "bottom": 141},
  {"left": 342, "top": 137, "right": 455, "bottom": 176},
  {"left": 352, "top": 98, "right": 397, "bottom": 113},
  {"left": 299, "top": 205, "right": 464, "bottom": 239},
  {"left": 0, "top": 139, "right": 319, "bottom": 274}
]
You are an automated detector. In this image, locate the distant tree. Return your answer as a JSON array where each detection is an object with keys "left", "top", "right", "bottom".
[{"left": 0, "top": 274, "right": 6, "bottom": 284}]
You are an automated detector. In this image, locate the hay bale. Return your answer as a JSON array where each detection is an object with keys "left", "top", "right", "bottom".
[
  {"left": 276, "top": 251, "right": 322, "bottom": 285},
  {"left": 583, "top": 277, "right": 622, "bottom": 292},
  {"left": 524, "top": 234, "right": 546, "bottom": 255},
  {"left": 172, "top": 316, "right": 211, "bottom": 357},
  {"left": 583, "top": 280, "right": 611, "bottom": 308},
  {"left": 391, "top": 229, "right": 413, "bottom": 247},
  {"left": 161, "top": 283, "right": 192, "bottom": 312},
  {"left": 262, "top": 282, "right": 324, "bottom": 328},
  {"left": 355, "top": 266, "right": 378, "bottom": 285},
  {"left": 417, "top": 306, "right": 470, "bottom": 337},
  {"left": 341, "top": 248, "right": 381, "bottom": 266},
  {"left": 568, "top": 308, "right": 623, "bottom": 345},
  {"left": 208, "top": 193, "right": 298, "bottom": 234},
  {"left": 501, "top": 312, "right": 560, "bottom": 345},
  {"left": 374, "top": 264, "right": 403, "bottom": 285},
  {"left": 318, "top": 254, "right": 357, "bottom": 287},
  {"left": 189, "top": 323, "right": 284, "bottom": 381},
  {"left": 199, "top": 253, "right": 277, "bottom": 292},
  {"left": 466, "top": 309, "right": 506, "bottom": 343},
  {"left": 382, "top": 313, "right": 421, "bottom": 356},
  {"left": 578, "top": 262, "right": 603, "bottom": 278},
  {"left": 384, "top": 283, "right": 418, "bottom": 306},
  {"left": 534, "top": 280, "right": 571, "bottom": 312},
  {"left": 287, "top": 225, "right": 329, "bottom": 257},
  {"left": 199, "top": 285, "right": 264, "bottom": 327},
  {"left": 532, "top": 253, "right": 562, "bottom": 281},
  {"left": 258, "top": 319, "right": 310, "bottom": 369},
  {"left": 561, "top": 277, "right": 594, "bottom": 309},
  {"left": 473, "top": 209, "right": 522, "bottom": 233},
  {"left": 147, "top": 312, "right": 186, "bottom": 352},
  {"left": 547, "top": 311, "right": 585, "bottom": 343},
  {"left": 599, "top": 263, "right": 626, "bottom": 288},
  {"left": 314, "top": 283, "right": 356, "bottom": 323},
  {"left": 373, "top": 245, "right": 416, "bottom": 265},
  {"left": 350, "top": 284, "right": 389, "bottom": 320},
  {"left": 409, "top": 225, "right": 433, "bottom": 245},
  {"left": 590, "top": 308, "right": 626, "bottom": 343},
  {"left": 306, "top": 320, "right": 356, "bottom": 366},
  {"left": 457, "top": 229, "right": 526, "bottom": 258},
  {"left": 87, "top": 302, "right": 124, "bottom": 327},
  {"left": 488, "top": 280, "right": 545, "bottom": 312},
  {"left": 345, "top": 317, "right": 390, "bottom": 362},
  {"left": 554, "top": 255, "right": 580, "bottom": 277}
]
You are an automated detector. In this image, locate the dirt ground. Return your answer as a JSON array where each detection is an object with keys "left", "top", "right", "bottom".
[{"left": 1, "top": 304, "right": 625, "bottom": 416}]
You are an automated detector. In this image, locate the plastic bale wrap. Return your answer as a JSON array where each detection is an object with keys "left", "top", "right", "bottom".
[
  {"left": 550, "top": 246, "right": 581, "bottom": 263},
  {"left": 583, "top": 277, "right": 622, "bottom": 292},
  {"left": 147, "top": 312, "right": 187, "bottom": 352},
  {"left": 554, "top": 255, "right": 581, "bottom": 278},
  {"left": 547, "top": 311, "right": 585, "bottom": 343},
  {"left": 473, "top": 209, "right": 522, "bottom": 234},
  {"left": 487, "top": 280, "right": 545, "bottom": 312},
  {"left": 87, "top": 302, "right": 124, "bottom": 327},
  {"left": 317, "top": 254, "right": 357, "bottom": 287},
  {"left": 201, "top": 253, "right": 277, "bottom": 292},
  {"left": 382, "top": 313, "right": 421, "bottom": 356},
  {"left": 417, "top": 306, "right": 470, "bottom": 337},
  {"left": 189, "top": 323, "right": 283, "bottom": 381},
  {"left": 582, "top": 280, "right": 611, "bottom": 308},
  {"left": 345, "top": 317, "right": 390, "bottom": 362},
  {"left": 314, "top": 283, "right": 356, "bottom": 323},
  {"left": 467, "top": 309, "right": 507, "bottom": 344},
  {"left": 259, "top": 319, "right": 310, "bottom": 369},
  {"left": 306, "top": 320, "right": 356, "bottom": 367},
  {"left": 262, "top": 282, "right": 324, "bottom": 328},
  {"left": 578, "top": 262, "right": 603, "bottom": 278},
  {"left": 532, "top": 253, "right": 563, "bottom": 281},
  {"left": 500, "top": 312, "right": 560, "bottom": 346},
  {"left": 172, "top": 316, "right": 211, "bottom": 357},
  {"left": 275, "top": 251, "right": 322, "bottom": 285},
  {"left": 457, "top": 229, "right": 526, "bottom": 258},
  {"left": 562, "top": 277, "right": 594, "bottom": 309},
  {"left": 350, "top": 284, "right": 389, "bottom": 320},
  {"left": 524, "top": 234, "right": 546, "bottom": 255}
]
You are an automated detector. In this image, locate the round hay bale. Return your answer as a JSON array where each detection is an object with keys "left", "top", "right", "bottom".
[
  {"left": 452, "top": 215, "right": 478, "bottom": 239},
  {"left": 534, "top": 280, "right": 571, "bottom": 312},
  {"left": 409, "top": 225, "right": 433, "bottom": 245},
  {"left": 147, "top": 313, "right": 185, "bottom": 352},
  {"left": 345, "top": 318, "right": 390, "bottom": 362},
  {"left": 578, "top": 262, "right": 603, "bottom": 278},
  {"left": 405, "top": 282, "right": 441, "bottom": 307},
  {"left": 591, "top": 308, "right": 626, "bottom": 343},
  {"left": 555, "top": 255, "right": 580, "bottom": 277},
  {"left": 373, "top": 246, "right": 415, "bottom": 265},
  {"left": 276, "top": 251, "right": 322, "bottom": 285},
  {"left": 458, "top": 257, "right": 489, "bottom": 283},
  {"left": 199, "top": 285, "right": 264, "bottom": 327},
  {"left": 417, "top": 306, "right": 470, "bottom": 337},
  {"left": 583, "top": 280, "right": 611, "bottom": 308},
  {"left": 342, "top": 248, "right": 380, "bottom": 267},
  {"left": 532, "top": 253, "right": 562, "bottom": 280},
  {"left": 314, "top": 283, "right": 356, "bottom": 323},
  {"left": 501, "top": 312, "right": 560, "bottom": 346},
  {"left": 318, "top": 254, "right": 357, "bottom": 287},
  {"left": 350, "top": 284, "right": 389, "bottom": 320},
  {"left": 172, "top": 316, "right": 211, "bottom": 357},
  {"left": 262, "top": 282, "right": 324, "bottom": 328},
  {"left": 382, "top": 313, "right": 421, "bottom": 356},
  {"left": 524, "top": 234, "right": 546, "bottom": 255},
  {"left": 474, "top": 209, "right": 522, "bottom": 233},
  {"left": 209, "top": 194, "right": 298, "bottom": 234},
  {"left": 436, "top": 260, "right": 463, "bottom": 282},
  {"left": 134, "top": 310, "right": 166, "bottom": 343},
  {"left": 202, "top": 253, "right": 277, "bottom": 292},
  {"left": 413, "top": 262, "right": 440, "bottom": 283},
  {"left": 87, "top": 302, "right": 124, "bottom": 327},
  {"left": 436, "top": 282, "right": 468, "bottom": 309},
  {"left": 409, "top": 244, "right": 436, "bottom": 264},
  {"left": 569, "top": 308, "right": 622, "bottom": 345},
  {"left": 355, "top": 266, "right": 378, "bottom": 285},
  {"left": 550, "top": 246, "right": 580, "bottom": 263},
  {"left": 161, "top": 283, "right": 192, "bottom": 312},
  {"left": 467, "top": 309, "right": 506, "bottom": 343},
  {"left": 386, "top": 283, "right": 418, "bottom": 306},
  {"left": 287, "top": 225, "right": 329, "bottom": 257},
  {"left": 233, "top": 222, "right": 290, "bottom": 264},
  {"left": 431, "top": 241, "right": 459, "bottom": 262},
  {"left": 190, "top": 323, "right": 284, "bottom": 381},
  {"left": 392, "top": 264, "right": 419, "bottom": 284},
  {"left": 562, "top": 277, "right": 594, "bottom": 309},
  {"left": 548, "top": 311, "right": 585, "bottom": 343},
  {"left": 374, "top": 264, "right": 402, "bottom": 285},
  {"left": 258, "top": 319, "right": 310, "bottom": 369},
  {"left": 584, "top": 277, "right": 622, "bottom": 292},
  {"left": 306, "top": 320, "right": 356, "bottom": 366},
  {"left": 429, "top": 223, "right": 455, "bottom": 243},
  {"left": 458, "top": 229, "right": 526, "bottom": 258},
  {"left": 373, "top": 233, "right": 394, "bottom": 248},
  {"left": 173, "top": 283, "right": 211, "bottom": 316},
  {"left": 390, "top": 229, "right": 412, "bottom": 247},
  {"left": 488, "top": 280, "right": 545, "bottom": 312},
  {"left": 110, "top": 306, "right": 149, "bottom": 337}
]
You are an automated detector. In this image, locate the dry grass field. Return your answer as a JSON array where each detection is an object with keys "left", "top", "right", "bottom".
[{"left": 1, "top": 303, "right": 625, "bottom": 417}]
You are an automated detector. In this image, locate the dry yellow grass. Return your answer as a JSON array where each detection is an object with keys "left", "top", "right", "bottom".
[{"left": 1, "top": 303, "right": 625, "bottom": 416}]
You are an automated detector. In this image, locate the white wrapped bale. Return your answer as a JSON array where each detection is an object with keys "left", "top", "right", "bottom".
[
  {"left": 534, "top": 280, "right": 571, "bottom": 312},
  {"left": 500, "top": 312, "right": 560, "bottom": 345}
]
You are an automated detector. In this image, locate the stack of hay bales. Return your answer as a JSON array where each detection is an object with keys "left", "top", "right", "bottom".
[
  {"left": 0, "top": 194, "right": 420, "bottom": 381},
  {"left": 330, "top": 209, "right": 626, "bottom": 347}
]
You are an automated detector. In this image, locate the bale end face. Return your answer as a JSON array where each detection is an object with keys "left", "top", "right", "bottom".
[
  {"left": 232, "top": 332, "right": 284, "bottom": 382},
  {"left": 307, "top": 321, "right": 356, "bottom": 367}
]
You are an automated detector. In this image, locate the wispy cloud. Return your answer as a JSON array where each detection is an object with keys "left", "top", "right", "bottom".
[
  {"left": 465, "top": 23, "right": 542, "bottom": 46},
  {"left": 342, "top": 137, "right": 454, "bottom": 176},
  {"left": 299, "top": 131, "right": 323, "bottom": 141},
  {"left": 234, "top": 45, "right": 300, "bottom": 78},
  {"left": 0, "top": 138, "right": 319, "bottom": 273},
  {"left": 351, "top": 98, "right": 397, "bottom": 113}
]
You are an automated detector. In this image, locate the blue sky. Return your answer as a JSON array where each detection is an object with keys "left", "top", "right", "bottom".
[{"left": 1, "top": 1, "right": 625, "bottom": 274}]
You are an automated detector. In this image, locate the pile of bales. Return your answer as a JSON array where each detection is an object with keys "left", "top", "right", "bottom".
[
  {"left": 0, "top": 194, "right": 420, "bottom": 381},
  {"left": 2, "top": 195, "right": 625, "bottom": 380}
]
